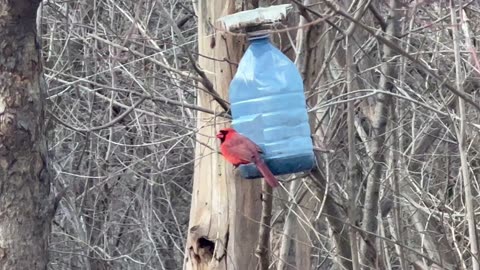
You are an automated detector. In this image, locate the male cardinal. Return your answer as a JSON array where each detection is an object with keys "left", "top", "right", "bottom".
[{"left": 216, "top": 128, "right": 279, "bottom": 188}]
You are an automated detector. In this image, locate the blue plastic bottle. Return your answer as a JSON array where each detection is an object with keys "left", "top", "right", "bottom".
[{"left": 229, "top": 33, "right": 315, "bottom": 179}]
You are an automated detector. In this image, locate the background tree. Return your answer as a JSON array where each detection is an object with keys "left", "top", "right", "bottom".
[{"left": 0, "top": 0, "right": 52, "bottom": 269}]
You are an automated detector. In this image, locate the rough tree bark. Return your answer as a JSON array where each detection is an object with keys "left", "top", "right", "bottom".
[
  {"left": 0, "top": 1, "right": 53, "bottom": 269},
  {"left": 183, "top": 1, "right": 263, "bottom": 270}
]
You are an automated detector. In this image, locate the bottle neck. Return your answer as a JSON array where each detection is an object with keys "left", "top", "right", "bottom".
[{"left": 246, "top": 30, "right": 270, "bottom": 42}]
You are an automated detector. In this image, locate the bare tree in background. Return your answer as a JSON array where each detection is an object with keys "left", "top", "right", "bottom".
[{"left": 0, "top": 1, "right": 52, "bottom": 269}]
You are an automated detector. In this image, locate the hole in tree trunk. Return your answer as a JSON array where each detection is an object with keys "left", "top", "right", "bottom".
[{"left": 197, "top": 237, "right": 215, "bottom": 262}]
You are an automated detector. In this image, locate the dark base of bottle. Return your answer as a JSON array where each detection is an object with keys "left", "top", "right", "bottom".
[{"left": 238, "top": 154, "right": 316, "bottom": 179}]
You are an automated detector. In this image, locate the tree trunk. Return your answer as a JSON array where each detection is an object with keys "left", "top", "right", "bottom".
[
  {"left": 0, "top": 1, "right": 52, "bottom": 269},
  {"left": 183, "top": 1, "right": 263, "bottom": 270},
  {"left": 359, "top": 0, "right": 401, "bottom": 267}
]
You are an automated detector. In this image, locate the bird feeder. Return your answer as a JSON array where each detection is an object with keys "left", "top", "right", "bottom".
[{"left": 218, "top": 4, "right": 315, "bottom": 179}]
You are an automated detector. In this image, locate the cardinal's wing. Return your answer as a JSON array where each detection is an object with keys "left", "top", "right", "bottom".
[
  {"left": 223, "top": 135, "right": 258, "bottom": 163},
  {"left": 239, "top": 134, "right": 263, "bottom": 154}
]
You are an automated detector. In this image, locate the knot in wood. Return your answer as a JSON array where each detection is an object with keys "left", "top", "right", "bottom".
[{"left": 0, "top": 112, "right": 16, "bottom": 139}]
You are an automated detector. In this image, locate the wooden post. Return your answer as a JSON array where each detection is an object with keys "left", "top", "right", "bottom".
[{"left": 183, "top": 1, "right": 263, "bottom": 269}]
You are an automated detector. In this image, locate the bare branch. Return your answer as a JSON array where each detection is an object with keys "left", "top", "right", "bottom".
[{"left": 156, "top": 0, "right": 231, "bottom": 113}]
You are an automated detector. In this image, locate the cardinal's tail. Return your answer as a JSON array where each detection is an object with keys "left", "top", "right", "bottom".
[{"left": 255, "top": 158, "right": 280, "bottom": 188}]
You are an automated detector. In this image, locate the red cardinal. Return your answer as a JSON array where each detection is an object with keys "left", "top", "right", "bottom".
[{"left": 216, "top": 128, "right": 279, "bottom": 188}]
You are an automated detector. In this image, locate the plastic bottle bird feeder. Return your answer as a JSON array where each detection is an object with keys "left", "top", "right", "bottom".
[{"left": 218, "top": 4, "right": 315, "bottom": 179}]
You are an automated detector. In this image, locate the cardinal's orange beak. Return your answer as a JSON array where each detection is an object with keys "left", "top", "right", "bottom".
[{"left": 216, "top": 133, "right": 223, "bottom": 139}]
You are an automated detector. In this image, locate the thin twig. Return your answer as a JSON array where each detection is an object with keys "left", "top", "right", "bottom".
[
  {"left": 46, "top": 73, "right": 231, "bottom": 118},
  {"left": 256, "top": 182, "right": 273, "bottom": 270},
  {"left": 346, "top": 34, "right": 360, "bottom": 270},
  {"left": 450, "top": 1, "right": 480, "bottom": 268},
  {"left": 51, "top": 97, "right": 147, "bottom": 133}
]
